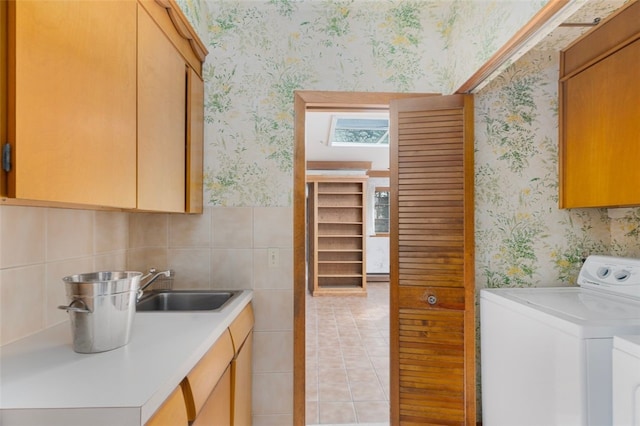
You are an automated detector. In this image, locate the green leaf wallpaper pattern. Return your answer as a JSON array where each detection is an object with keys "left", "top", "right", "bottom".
[
  {"left": 196, "top": 0, "right": 544, "bottom": 206},
  {"left": 474, "top": 48, "right": 627, "bottom": 287},
  {"left": 269, "top": 0, "right": 300, "bottom": 17},
  {"left": 610, "top": 208, "right": 640, "bottom": 258},
  {"left": 178, "top": 0, "right": 640, "bottom": 287}
]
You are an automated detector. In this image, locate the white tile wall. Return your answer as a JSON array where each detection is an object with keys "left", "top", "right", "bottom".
[
  {"left": 1, "top": 205, "right": 46, "bottom": 268},
  {"left": 0, "top": 204, "right": 295, "bottom": 423},
  {"left": 95, "top": 211, "right": 129, "bottom": 254},
  {"left": 1, "top": 264, "right": 45, "bottom": 344},
  {"left": 253, "top": 372, "right": 294, "bottom": 414},
  {"left": 0, "top": 206, "right": 129, "bottom": 345},
  {"left": 253, "top": 331, "right": 294, "bottom": 373},
  {"left": 212, "top": 207, "right": 253, "bottom": 248},
  {"left": 211, "top": 248, "right": 254, "bottom": 289},
  {"left": 168, "top": 248, "right": 211, "bottom": 289},
  {"left": 129, "top": 212, "right": 168, "bottom": 248},
  {"left": 169, "top": 211, "right": 211, "bottom": 248},
  {"left": 125, "top": 206, "right": 295, "bottom": 423},
  {"left": 46, "top": 208, "right": 94, "bottom": 262}
]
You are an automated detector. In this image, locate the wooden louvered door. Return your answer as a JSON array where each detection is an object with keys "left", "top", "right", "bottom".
[{"left": 390, "top": 94, "right": 475, "bottom": 425}]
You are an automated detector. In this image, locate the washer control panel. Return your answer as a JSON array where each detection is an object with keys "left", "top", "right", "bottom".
[{"left": 578, "top": 255, "right": 640, "bottom": 299}]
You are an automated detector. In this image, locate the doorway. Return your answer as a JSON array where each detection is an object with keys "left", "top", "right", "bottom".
[
  {"left": 305, "top": 110, "right": 391, "bottom": 424},
  {"left": 293, "top": 91, "right": 430, "bottom": 426}
]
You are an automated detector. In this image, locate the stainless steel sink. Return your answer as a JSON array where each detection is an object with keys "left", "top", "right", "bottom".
[{"left": 136, "top": 290, "right": 239, "bottom": 312}]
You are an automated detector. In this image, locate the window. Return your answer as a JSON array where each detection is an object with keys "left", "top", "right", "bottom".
[
  {"left": 374, "top": 186, "right": 390, "bottom": 235},
  {"left": 328, "top": 114, "right": 389, "bottom": 147}
]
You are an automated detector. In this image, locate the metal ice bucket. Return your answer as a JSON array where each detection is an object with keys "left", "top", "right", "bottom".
[{"left": 58, "top": 271, "right": 142, "bottom": 353}]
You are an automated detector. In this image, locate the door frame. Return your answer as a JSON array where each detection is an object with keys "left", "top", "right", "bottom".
[
  {"left": 293, "top": 91, "right": 437, "bottom": 426},
  {"left": 293, "top": 4, "right": 575, "bottom": 423}
]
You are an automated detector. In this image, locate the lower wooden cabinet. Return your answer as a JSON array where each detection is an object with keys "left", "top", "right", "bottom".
[
  {"left": 192, "top": 366, "right": 232, "bottom": 426},
  {"left": 231, "top": 333, "right": 252, "bottom": 426},
  {"left": 145, "top": 385, "right": 189, "bottom": 426},
  {"left": 182, "top": 329, "right": 235, "bottom": 423},
  {"left": 177, "top": 303, "right": 254, "bottom": 426},
  {"left": 229, "top": 304, "right": 255, "bottom": 426},
  {"left": 145, "top": 303, "right": 254, "bottom": 426}
]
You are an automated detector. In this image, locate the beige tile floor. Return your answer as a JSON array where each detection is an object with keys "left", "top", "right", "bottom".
[{"left": 306, "top": 283, "right": 390, "bottom": 425}]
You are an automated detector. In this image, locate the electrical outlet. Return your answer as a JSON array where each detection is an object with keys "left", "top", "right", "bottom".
[{"left": 268, "top": 248, "right": 279, "bottom": 268}]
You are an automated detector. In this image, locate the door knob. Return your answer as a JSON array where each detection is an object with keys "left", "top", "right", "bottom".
[{"left": 421, "top": 293, "right": 438, "bottom": 305}]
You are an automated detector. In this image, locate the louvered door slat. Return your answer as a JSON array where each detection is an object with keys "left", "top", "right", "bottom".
[{"left": 391, "top": 94, "right": 475, "bottom": 425}]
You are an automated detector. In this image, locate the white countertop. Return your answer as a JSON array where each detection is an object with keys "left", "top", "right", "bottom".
[{"left": 0, "top": 290, "right": 253, "bottom": 426}]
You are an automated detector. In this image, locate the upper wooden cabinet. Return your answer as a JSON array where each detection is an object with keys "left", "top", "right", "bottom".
[
  {"left": 1, "top": 0, "right": 207, "bottom": 212},
  {"left": 559, "top": 0, "right": 640, "bottom": 208},
  {"left": 5, "top": 0, "right": 138, "bottom": 208},
  {"left": 137, "top": 7, "right": 187, "bottom": 213},
  {"left": 138, "top": 0, "right": 207, "bottom": 213}
]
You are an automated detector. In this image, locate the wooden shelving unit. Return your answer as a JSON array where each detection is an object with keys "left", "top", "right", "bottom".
[{"left": 307, "top": 175, "right": 367, "bottom": 296}]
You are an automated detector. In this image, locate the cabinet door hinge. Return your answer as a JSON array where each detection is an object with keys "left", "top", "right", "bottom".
[{"left": 2, "top": 143, "right": 11, "bottom": 172}]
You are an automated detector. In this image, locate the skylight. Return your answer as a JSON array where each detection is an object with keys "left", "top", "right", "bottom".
[{"left": 328, "top": 114, "right": 389, "bottom": 147}]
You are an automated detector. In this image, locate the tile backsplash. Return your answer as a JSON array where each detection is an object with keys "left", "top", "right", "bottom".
[
  {"left": 0, "top": 205, "right": 129, "bottom": 344},
  {"left": 0, "top": 204, "right": 293, "bottom": 343}
]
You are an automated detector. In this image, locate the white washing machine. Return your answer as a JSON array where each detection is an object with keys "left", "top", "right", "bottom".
[
  {"left": 613, "top": 335, "right": 640, "bottom": 426},
  {"left": 480, "top": 255, "right": 640, "bottom": 426}
]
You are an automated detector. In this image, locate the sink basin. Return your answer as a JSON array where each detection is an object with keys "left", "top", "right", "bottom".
[{"left": 136, "top": 290, "right": 239, "bottom": 312}]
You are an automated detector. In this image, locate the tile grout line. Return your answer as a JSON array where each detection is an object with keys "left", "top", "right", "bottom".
[{"left": 307, "top": 283, "right": 390, "bottom": 425}]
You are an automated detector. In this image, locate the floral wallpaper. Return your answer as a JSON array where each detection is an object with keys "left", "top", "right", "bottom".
[
  {"left": 173, "top": 0, "right": 640, "bottom": 422},
  {"left": 175, "top": 0, "right": 546, "bottom": 207},
  {"left": 474, "top": 49, "right": 611, "bottom": 287},
  {"left": 474, "top": 0, "right": 640, "bottom": 289},
  {"left": 175, "top": 0, "right": 640, "bottom": 285}
]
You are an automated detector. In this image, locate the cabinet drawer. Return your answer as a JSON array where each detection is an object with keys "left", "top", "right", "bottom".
[
  {"left": 181, "top": 329, "right": 234, "bottom": 421},
  {"left": 145, "top": 385, "right": 188, "bottom": 426},
  {"left": 229, "top": 303, "right": 254, "bottom": 354},
  {"left": 399, "top": 286, "right": 465, "bottom": 311},
  {"left": 192, "top": 366, "right": 232, "bottom": 426}
]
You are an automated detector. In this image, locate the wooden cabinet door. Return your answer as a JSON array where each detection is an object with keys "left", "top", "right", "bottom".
[
  {"left": 186, "top": 67, "right": 204, "bottom": 213},
  {"left": 229, "top": 303, "right": 254, "bottom": 426},
  {"left": 390, "top": 94, "right": 475, "bottom": 425},
  {"left": 137, "top": 6, "right": 186, "bottom": 212},
  {"left": 7, "top": 0, "right": 137, "bottom": 208},
  {"left": 146, "top": 385, "right": 189, "bottom": 426},
  {"left": 193, "top": 367, "right": 232, "bottom": 426},
  {"left": 561, "top": 39, "right": 640, "bottom": 208},
  {"left": 231, "top": 332, "right": 253, "bottom": 426}
]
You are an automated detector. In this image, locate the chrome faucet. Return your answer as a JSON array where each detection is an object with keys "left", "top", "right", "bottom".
[{"left": 137, "top": 268, "right": 174, "bottom": 300}]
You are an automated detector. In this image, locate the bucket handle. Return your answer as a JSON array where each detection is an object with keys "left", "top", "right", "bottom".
[{"left": 58, "top": 298, "right": 91, "bottom": 314}]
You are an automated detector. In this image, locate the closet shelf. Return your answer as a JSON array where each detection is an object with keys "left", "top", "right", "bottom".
[{"left": 307, "top": 175, "right": 368, "bottom": 297}]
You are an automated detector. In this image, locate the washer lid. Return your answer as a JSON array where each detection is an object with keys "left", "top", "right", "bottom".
[
  {"left": 482, "top": 287, "right": 640, "bottom": 338},
  {"left": 509, "top": 288, "right": 640, "bottom": 321},
  {"left": 614, "top": 335, "right": 640, "bottom": 358}
]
